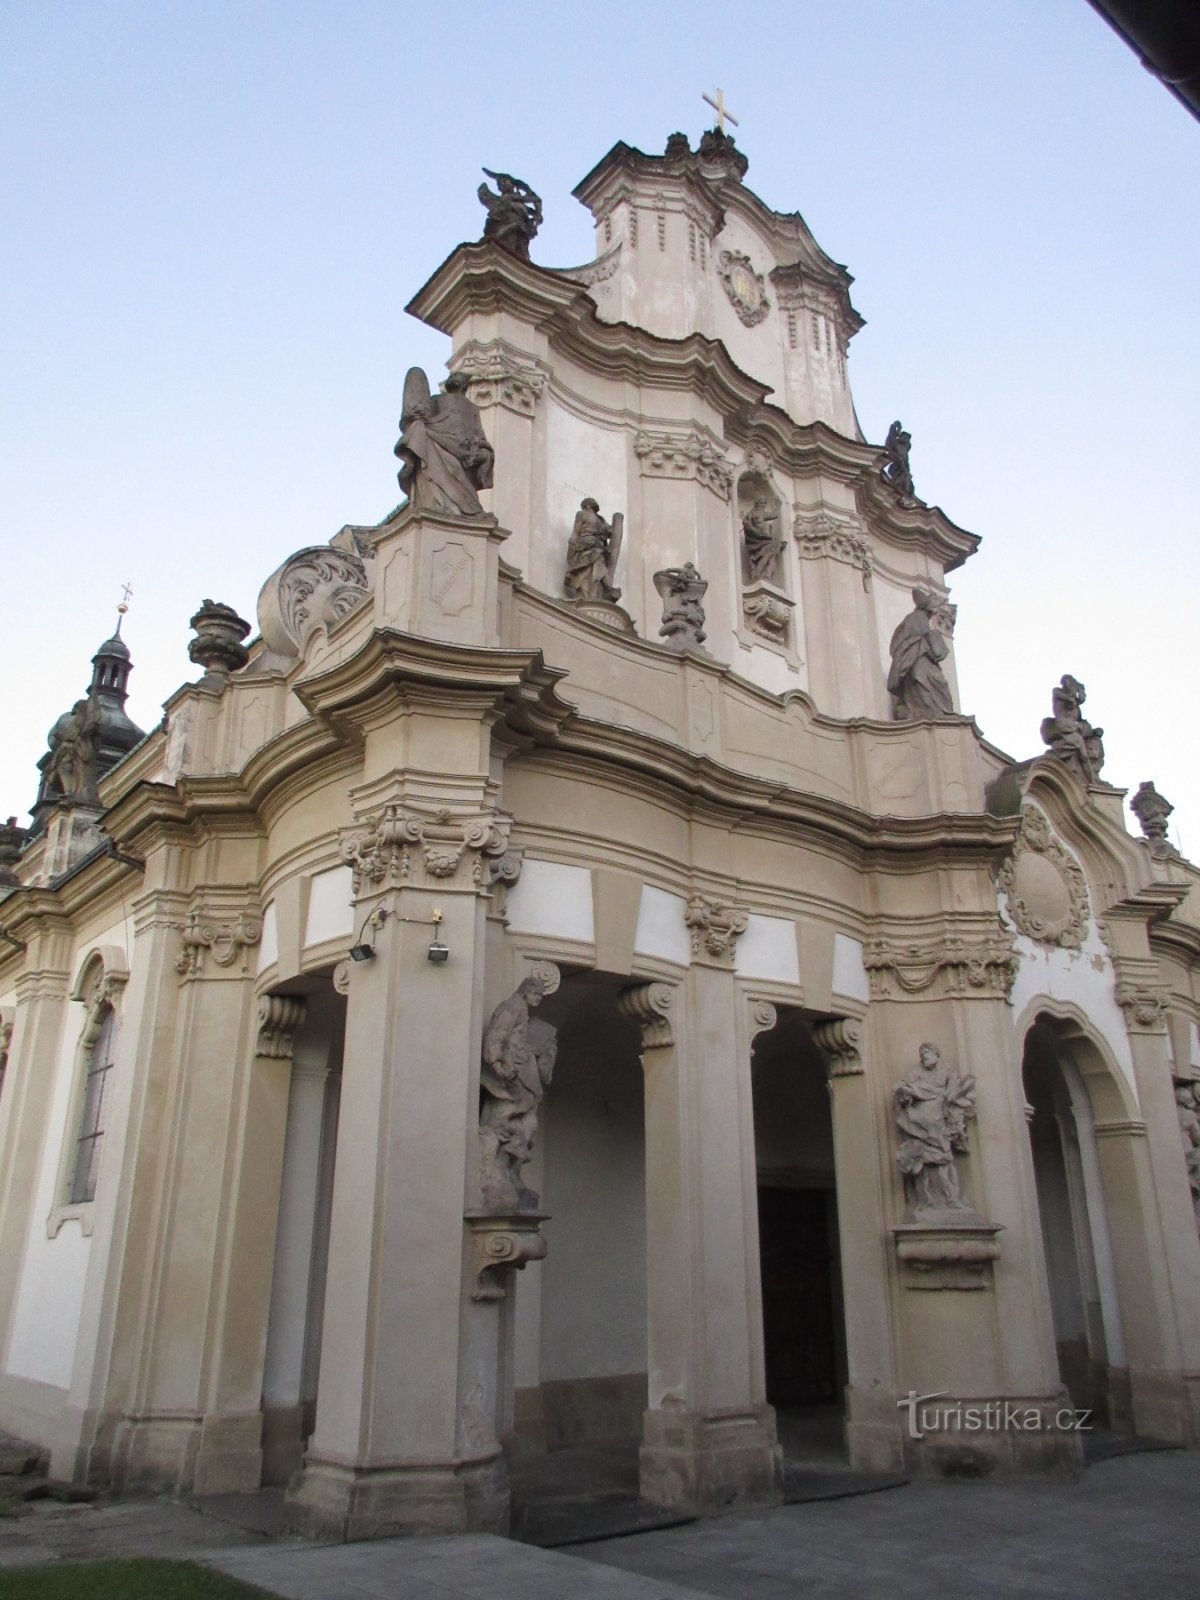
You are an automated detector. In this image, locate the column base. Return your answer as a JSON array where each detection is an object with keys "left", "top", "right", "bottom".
[
  {"left": 639, "top": 1405, "right": 782, "bottom": 1516},
  {"left": 284, "top": 1451, "right": 510, "bottom": 1542}
]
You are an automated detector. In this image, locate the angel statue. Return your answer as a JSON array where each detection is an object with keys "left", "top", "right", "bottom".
[
  {"left": 654, "top": 562, "right": 708, "bottom": 652},
  {"left": 394, "top": 367, "right": 494, "bottom": 518},
  {"left": 477, "top": 169, "right": 543, "bottom": 260}
]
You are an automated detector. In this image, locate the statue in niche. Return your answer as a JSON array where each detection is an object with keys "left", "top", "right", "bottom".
[
  {"left": 479, "top": 975, "right": 558, "bottom": 1212},
  {"left": 39, "top": 696, "right": 102, "bottom": 806},
  {"left": 564, "top": 499, "right": 623, "bottom": 602},
  {"left": 1040, "top": 674, "right": 1105, "bottom": 784},
  {"left": 742, "top": 494, "right": 783, "bottom": 583},
  {"left": 477, "top": 169, "right": 542, "bottom": 261},
  {"left": 887, "top": 588, "right": 954, "bottom": 720},
  {"left": 394, "top": 368, "right": 494, "bottom": 518},
  {"left": 881, "top": 420, "right": 916, "bottom": 499},
  {"left": 654, "top": 562, "right": 707, "bottom": 652},
  {"left": 893, "top": 1043, "right": 978, "bottom": 1220},
  {"left": 1175, "top": 1082, "right": 1200, "bottom": 1233}
]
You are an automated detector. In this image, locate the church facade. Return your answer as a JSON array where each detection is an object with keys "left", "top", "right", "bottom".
[{"left": 1, "top": 127, "right": 1198, "bottom": 1542}]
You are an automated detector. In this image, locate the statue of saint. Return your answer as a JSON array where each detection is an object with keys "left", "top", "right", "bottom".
[
  {"left": 394, "top": 368, "right": 495, "bottom": 518},
  {"left": 742, "top": 495, "right": 783, "bottom": 583},
  {"left": 881, "top": 420, "right": 916, "bottom": 498},
  {"left": 40, "top": 697, "right": 101, "bottom": 806},
  {"left": 892, "top": 1043, "right": 978, "bottom": 1219},
  {"left": 1175, "top": 1083, "right": 1200, "bottom": 1234},
  {"left": 655, "top": 562, "right": 707, "bottom": 651},
  {"left": 887, "top": 588, "right": 954, "bottom": 720},
  {"left": 479, "top": 975, "right": 558, "bottom": 1211},
  {"left": 1040, "top": 675, "right": 1104, "bottom": 783},
  {"left": 564, "top": 499, "right": 622, "bottom": 602},
  {"left": 477, "top": 169, "right": 542, "bottom": 261}
]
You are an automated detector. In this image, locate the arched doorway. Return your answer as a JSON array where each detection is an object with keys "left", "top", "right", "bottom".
[
  {"left": 751, "top": 1009, "right": 848, "bottom": 1460},
  {"left": 1022, "top": 1015, "right": 1128, "bottom": 1429}
]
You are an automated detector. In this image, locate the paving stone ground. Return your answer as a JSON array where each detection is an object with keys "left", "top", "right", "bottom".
[{"left": 1, "top": 1450, "right": 1197, "bottom": 1598}]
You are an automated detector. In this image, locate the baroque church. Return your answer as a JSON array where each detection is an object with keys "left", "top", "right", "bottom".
[{"left": 1, "top": 120, "right": 1198, "bottom": 1542}]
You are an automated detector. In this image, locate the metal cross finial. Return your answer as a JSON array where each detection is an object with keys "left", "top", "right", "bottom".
[
  {"left": 119, "top": 581, "right": 133, "bottom": 611},
  {"left": 702, "top": 88, "right": 739, "bottom": 134}
]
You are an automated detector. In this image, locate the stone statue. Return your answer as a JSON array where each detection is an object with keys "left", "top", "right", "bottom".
[
  {"left": 887, "top": 588, "right": 954, "bottom": 720},
  {"left": 1175, "top": 1083, "right": 1200, "bottom": 1235},
  {"left": 477, "top": 169, "right": 542, "bottom": 261},
  {"left": 479, "top": 975, "right": 558, "bottom": 1212},
  {"left": 881, "top": 420, "right": 915, "bottom": 498},
  {"left": 654, "top": 563, "right": 707, "bottom": 652},
  {"left": 1131, "top": 781, "right": 1173, "bottom": 845},
  {"left": 893, "top": 1043, "right": 978, "bottom": 1220},
  {"left": 395, "top": 368, "right": 495, "bottom": 518},
  {"left": 565, "top": 499, "right": 622, "bottom": 602},
  {"left": 742, "top": 495, "right": 783, "bottom": 583},
  {"left": 39, "top": 697, "right": 102, "bottom": 806},
  {"left": 1040, "top": 675, "right": 1105, "bottom": 784}
]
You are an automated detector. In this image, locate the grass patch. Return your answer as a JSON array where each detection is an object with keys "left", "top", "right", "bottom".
[{"left": 0, "top": 1558, "right": 273, "bottom": 1599}]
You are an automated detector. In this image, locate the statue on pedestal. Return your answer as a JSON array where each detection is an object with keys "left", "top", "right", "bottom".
[
  {"left": 39, "top": 697, "right": 102, "bottom": 807},
  {"left": 655, "top": 562, "right": 707, "bottom": 652},
  {"left": 479, "top": 974, "right": 558, "bottom": 1212},
  {"left": 394, "top": 368, "right": 495, "bottom": 518},
  {"left": 477, "top": 169, "right": 542, "bottom": 261},
  {"left": 893, "top": 1043, "right": 978, "bottom": 1220},
  {"left": 887, "top": 588, "right": 954, "bottom": 720},
  {"left": 564, "top": 499, "right": 622, "bottom": 602},
  {"left": 742, "top": 495, "right": 783, "bottom": 583},
  {"left": 1040, "top": 674, "right": 1105, "bottom": 784},
  {"left": 881, "top": 420, "right": 916, "bottom": 499},
  {"left": 1175, "top": 1082, "right": 1200, "bottom": 1235}
]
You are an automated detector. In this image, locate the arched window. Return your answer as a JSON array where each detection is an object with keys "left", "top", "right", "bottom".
[{"left": 69, "top": 1002, "right": 118, "bottom": 1205}]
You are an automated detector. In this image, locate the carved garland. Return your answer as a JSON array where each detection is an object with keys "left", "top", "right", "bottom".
[
  {"left": 1114, "top": 985, "right": 1169, "bottom": 1033},
  {"left": 863, "top": 936, "right": 1019, "bottom": 1001},
  {"left": 634, "top": 429, "right": 733, "bottom": 501},
  {"left": 997, "top": 805, "right": 1090, "bottom": 950}
]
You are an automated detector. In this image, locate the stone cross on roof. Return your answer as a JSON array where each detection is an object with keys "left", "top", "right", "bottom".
[{"left": 702, "top": 87, "right": 738, "bottom": 134}]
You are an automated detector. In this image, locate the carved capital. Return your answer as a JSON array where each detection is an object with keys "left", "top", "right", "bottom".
[
  {"left": 684, "top": 894, "right": 749, "bottom": 965},
  {"left": 340, "top": 805, "right": 513, "bottom": 893},
  {"left": 634, "top": 428, "right": 733, "bottom": 501},
  {"left": 812, "top": 1017, "right": 864, "bottom": 1077},
  {"left": 863, "top": 934, "right": 1018, "bottom": 1001},
  {"left": 465, "top": 1213, "right": 548, "bottom": 1301},
  {"left": 998, "top": 805, "right": 1090, "bottom": 949},
  {"left": 256, "top": 995, "right": 307, "bottom": 1059},
  {"left": 175, "top": 908, "right": 262, "bottom": 979},
  {"left": 618, "top": 981, "right": 675, "bottom": 1050},
  {"left": 792, "top": 509, "right": 873, "bottom": 584},
  {"left": 453, "top": 344, "right": 546, "bottom": 417},
  {"left": 1114, "top": 984, "right": 1169, "bottom": 1033}
]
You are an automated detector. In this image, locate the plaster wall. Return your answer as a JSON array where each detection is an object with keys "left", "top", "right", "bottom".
[
  {"left": 257, "top": 901, "right": 279, "bottom": 975},
  {"left": 735, "top": 914, "right": 800, "bottom": 985},
  {"left": 831, "top": 935, "right": 870, "bottom": 1006},
  {"left": 634, "top": 887, "right": 691, "bottom": 968},
  {"left": 505, "top": 861, "right": 594, "bottom": 944},
  {"left": 304, "top": 867, "right": 354, "bottom": 947}
]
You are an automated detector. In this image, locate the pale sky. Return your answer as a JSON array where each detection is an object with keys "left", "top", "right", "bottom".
[{"left": 3, "top": 2, "right": 1197, "bottom": 850}]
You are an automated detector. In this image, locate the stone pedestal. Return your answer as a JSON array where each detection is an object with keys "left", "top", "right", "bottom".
[
  {"left": 371, "top": 506, "right": 509, "bottom": 648},
  {"left": 893, "top": 1219, "right": 1004, "bottom": 1291},
  {"left": 41, "top": 804, "right": 105, "bottom": 881}
]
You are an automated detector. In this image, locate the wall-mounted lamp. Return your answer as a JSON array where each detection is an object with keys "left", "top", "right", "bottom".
[
  {"left": 427, "top": 908, "right": 449, "bottom": 965},
  {"left": 348, "top": 905, "right": 389, "bottom": 963}
]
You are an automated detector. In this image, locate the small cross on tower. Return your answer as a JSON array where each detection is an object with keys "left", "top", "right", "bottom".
[{"left": 702, "top": 87, "right": 739, "bottom": 135}]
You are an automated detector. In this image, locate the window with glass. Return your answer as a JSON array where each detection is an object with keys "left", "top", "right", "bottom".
[{"left": 69, "top": 1004, "right": 117, "bottom": 1205}]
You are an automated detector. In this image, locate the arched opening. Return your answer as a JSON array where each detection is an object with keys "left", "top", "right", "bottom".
[
  {"left": 752, "top": 1008, "right": 847, "bottom": 1464},
  {"left": 507, "top": 969, "right": 647, "bottom": 1528},
  {"left": 260, "top": 976, "right": 346, "bottom": 1483},
  {"left": 1022, "top": 1014, "right": 1129, "bottom": 1430}
]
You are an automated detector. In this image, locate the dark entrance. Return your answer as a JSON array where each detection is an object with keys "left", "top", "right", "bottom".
[{"left": 758, "top": 1185, "right": 840, "bottom": 1407}]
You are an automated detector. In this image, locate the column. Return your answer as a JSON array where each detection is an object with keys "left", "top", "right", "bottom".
[{"left": 622, "top": 945, "right": 782, "bottom": 1515}]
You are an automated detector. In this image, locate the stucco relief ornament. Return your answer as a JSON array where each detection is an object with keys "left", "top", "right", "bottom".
[
  {"left": 997, "top": 805, "right": 1090, "bottom": 950},
  {"left": 718, "top": 249, "right": 770, "bottom": 326},
  {"left": 684, "top": 893, "right": 749, "bottom": 962},
  {"left": 478, "top": 969, "right": 559, "bottom": 1213},
  {"left": 655, "top": 563, "right": 708, "bottom": 652},
  {"left": 175, "top": 909, "right": 262, "bottom": 978},
  {"left": 258, "top": 548, "right": 371, "bottom": 659}
]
